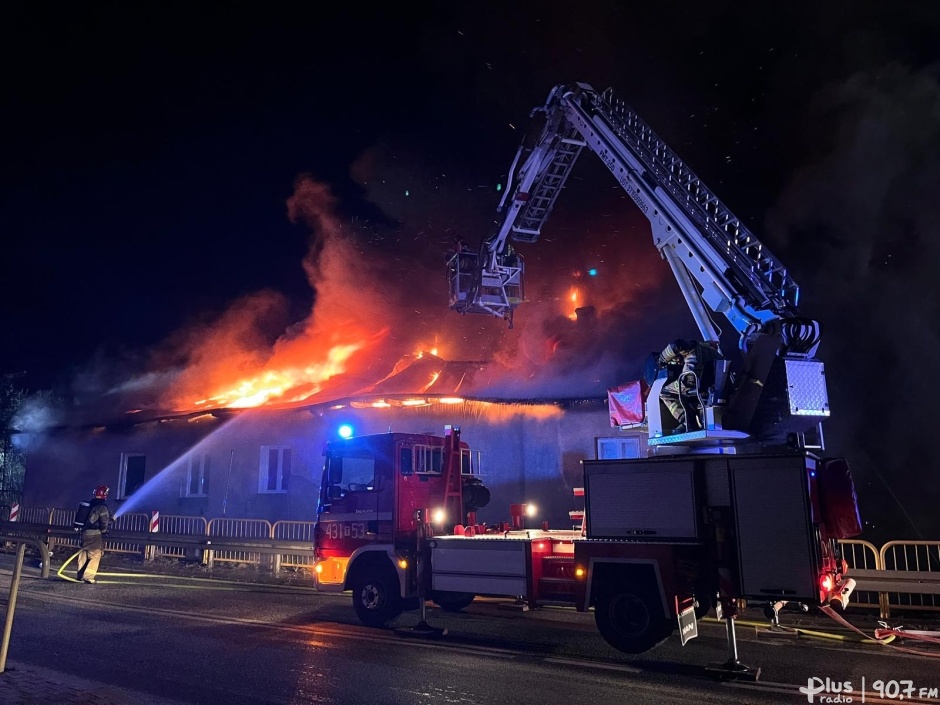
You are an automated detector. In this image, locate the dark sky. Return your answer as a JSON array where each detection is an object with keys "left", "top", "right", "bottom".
[{"left": 3, "top": 2, "right": 940, "bottom": 537}]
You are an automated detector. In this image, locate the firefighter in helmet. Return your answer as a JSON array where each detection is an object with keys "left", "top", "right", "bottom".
[
  {"left": 658, "top": 338, "right": 721, "bottom": 434},
  {"left": 76, "top": 485, "right": 111, "bottom": 584}
]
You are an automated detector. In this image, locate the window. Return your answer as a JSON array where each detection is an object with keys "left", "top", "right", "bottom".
[
  {"left": 596, "top": 437, "right": 642, "bottom": 460},
  {"left": 402, "top": 445, "right": 478, "bottom": 476},
  {"left": 414, "top": 445, "right": 443, "bottom": 474},
  {"left": 399, "top": 446, "right": 414, "bottom": 476},
  {"left": 461, "top": 449, "right": 478, "bottom": 475},
  {"left": 259, "top": 446, "right": 291, "bottom": 493},
  {"left": 186, "top": 454, "right": 210, "bottom": 497},
  {"left": 338, "top": 456, "right": 375, "bottom": 492},
  {"left": 118, "top": 453, "right": 146, "bottom": 499}
]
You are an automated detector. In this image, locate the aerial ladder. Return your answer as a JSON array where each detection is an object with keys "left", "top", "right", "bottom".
[{"left": 447, "top": 82, "right": 829, "bottom": 449}]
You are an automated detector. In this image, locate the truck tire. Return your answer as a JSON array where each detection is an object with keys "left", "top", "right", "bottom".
[
  {"left": 431, "top": 591, "right": 475, "bottom": 612},
  {"left": 350, "top": 565, "right": 403, "bottom": 628},
  {"left": 594, "top": 585, "right": 674, "bottom": 654}
]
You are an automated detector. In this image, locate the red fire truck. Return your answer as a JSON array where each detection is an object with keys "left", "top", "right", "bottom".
[
  {"left": 314, "top": 425, "right": 860, "bottom": 667},
  {"left": 314, "top": 82, "right": 863, "bottom": 674}
]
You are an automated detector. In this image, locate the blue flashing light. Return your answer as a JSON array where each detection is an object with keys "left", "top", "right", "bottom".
[
  {"left": 588, "top": 268, "right": 597, "bottom": 276},
  {"left": 337, "top": 424, "right": 354, "bottom": 439},
  {"left": 810, "top": 471, "right": 816, "bottom": 478}
]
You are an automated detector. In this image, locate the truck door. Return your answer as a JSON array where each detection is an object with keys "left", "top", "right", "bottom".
[
  {"left": 318, "top": 449, "right": 387, "bottom": 555},
  {"left": 396, "top": 442, "right": 448, "bottom": 534}
]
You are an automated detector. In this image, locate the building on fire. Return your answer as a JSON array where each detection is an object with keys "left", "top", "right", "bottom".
[{"left": 16, "top": 354, "right": 646, "bottom": 529}]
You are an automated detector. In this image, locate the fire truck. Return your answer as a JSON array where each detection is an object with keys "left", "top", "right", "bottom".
[{"left": 314, "top": 83, "right": 862, "bottom": 675}]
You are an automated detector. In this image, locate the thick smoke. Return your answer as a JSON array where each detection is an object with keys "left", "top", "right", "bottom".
[
  {"left": 766, "top": 63, "right": 940, "bottom": 540},
  {"left": 48, "top": 137, "right": 682, "bottom": 425}
]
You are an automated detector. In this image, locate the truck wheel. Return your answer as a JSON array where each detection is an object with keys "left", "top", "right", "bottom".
[
  {"left": 594, "top": 586, "right": 673, "bottom": 654},
  {"left": 350, "top": 567, "right": 403, "bottom": 627},
  {"left": 431, "top": 591, "right": 475, "bottom": 612}
]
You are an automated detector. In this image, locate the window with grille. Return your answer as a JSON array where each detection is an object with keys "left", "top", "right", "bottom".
[{"left": 413, "top": 445, "right": 443, "bottom": 474}]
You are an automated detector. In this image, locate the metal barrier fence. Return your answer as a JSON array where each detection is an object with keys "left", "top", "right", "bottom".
[
  {"left": 879, "top": 540, "right": 940, "bottom": 617},
  {"left": 272, "top": 520, "right": 317, "bottom": 572},
  {"left": 17, "top": 507, "right": 52, "bottom": 524},
  {"left": 48, "top": 507, "right": 79, "bottom": 551},
  {"left": 206, "top": 518, "right": 274, "bottom": 569},
  {"left": 155, "top": 515, "right": 209, "bottom": 560},
  {"left": 838, "top": 539, "right": 883, "bottom": 613},
  {"left": 4, "top": 508, "right": 940, "bottom": 607},
  {"left": 108, "top": 513, "right": 150, "bottom": 555},
  {"left": 2, "top": 508, "right": 317, "bottom": 574}
]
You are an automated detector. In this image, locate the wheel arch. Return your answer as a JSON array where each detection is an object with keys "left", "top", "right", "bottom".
[
  {"left": 345, "top": 545, "right": 402, "bottom": 595},
  {"left": 586, "top": 558, "right": 671, "bottom": 617}
]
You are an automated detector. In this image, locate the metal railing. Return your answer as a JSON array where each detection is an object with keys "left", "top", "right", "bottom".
[
  {"left": 877, "top": 541, "right": 940, "bottom": 618},
  {"left": 1, "top": 507, "right": 316, "bottom": 576},
  {"left": 3, "top": 509, "right": 940, "bottom": 614},
  {"left": 206, "top": 518, "right": 274, "bottom": 568},
  {"left": 272, "top": 520, "right": 317, "bottom": 572},
  {"left": 838, "top": 539, "right": 884, "bottom": 614}
]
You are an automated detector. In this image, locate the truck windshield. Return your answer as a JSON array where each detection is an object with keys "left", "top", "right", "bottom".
[{"left": 319, "top": 454, "right": 376, "bottom": 510}]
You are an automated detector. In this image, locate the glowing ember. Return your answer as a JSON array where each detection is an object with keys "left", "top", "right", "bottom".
[{"left": 568, "top": 287, "right": 580, "bottom": 320}]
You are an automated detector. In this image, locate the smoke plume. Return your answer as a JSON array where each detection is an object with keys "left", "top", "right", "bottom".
[{"left": 766, "top": 63, "right": 940, "bottom": 540}]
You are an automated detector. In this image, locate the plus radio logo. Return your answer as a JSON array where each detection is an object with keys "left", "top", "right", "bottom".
[{"left": 799, "top": 677, "right": 854, "bottom": 703}]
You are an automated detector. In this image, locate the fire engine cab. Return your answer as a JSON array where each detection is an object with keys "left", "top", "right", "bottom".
[{"left": 315, "top": 82, "right": 863, "bottom": 677}]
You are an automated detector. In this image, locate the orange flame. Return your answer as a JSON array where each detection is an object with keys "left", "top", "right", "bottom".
[
  {"left": 567, "top": 287, "right": 580, "bottom": 320},
  {"left": 196, "top": 342, "right": 362, "bottom": 409}
]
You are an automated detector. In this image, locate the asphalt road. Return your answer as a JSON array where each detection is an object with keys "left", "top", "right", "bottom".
[{"left": 2, "top": 553, "right": 940, "bottom": 705}]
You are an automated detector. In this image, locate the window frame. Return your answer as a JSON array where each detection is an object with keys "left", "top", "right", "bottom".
[
  {"left": 185, "top": 454, "right": 210, "bottom": 497},
  {"left": 118, "top": 452, "right": 147, "bottom": 500},
  {"left": 258, "top": 446, "right": 291, "bottom": 494}
]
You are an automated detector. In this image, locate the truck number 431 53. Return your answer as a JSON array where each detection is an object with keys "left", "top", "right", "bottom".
[{"left": 323, "top": 522, "right": 367, "bottom": 540}]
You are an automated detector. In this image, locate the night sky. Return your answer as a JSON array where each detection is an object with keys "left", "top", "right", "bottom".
[{"left": 3, "top": 1, "right": 940, "bottom": 539}]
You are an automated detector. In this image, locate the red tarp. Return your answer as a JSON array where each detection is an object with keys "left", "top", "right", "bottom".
[
  {"left": 818, "top": 457, "right": 863, "bottom": 538},
  {"left": 607, "top": 380, "right": 648, "bottom": 427}
]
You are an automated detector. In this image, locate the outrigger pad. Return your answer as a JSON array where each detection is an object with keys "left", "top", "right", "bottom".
[
  {"left": 705, "top": 660, "right": 761, "bottom": 682},
  {"left": 394, "top": 621, "right": 448, "bottom": 640}
]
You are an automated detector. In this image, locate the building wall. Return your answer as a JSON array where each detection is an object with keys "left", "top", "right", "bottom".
[{"left": 20, "top": 400, "right": 643, "bottom": 528}]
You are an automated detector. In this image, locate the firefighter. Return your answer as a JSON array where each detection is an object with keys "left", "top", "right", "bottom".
[
  {"left": 76, "top": 485, "right": 111, "bottom": 584},
  {"left": 658, "top": 338, "right": 721, "bottom": 434}
]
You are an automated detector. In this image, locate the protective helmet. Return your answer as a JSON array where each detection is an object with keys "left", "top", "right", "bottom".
[{"left": 93, "top": 485, "right": 109, "bottom": 500}]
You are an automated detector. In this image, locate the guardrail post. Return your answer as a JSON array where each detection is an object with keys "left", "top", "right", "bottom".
[
  {"left": 0, "top": 543, "right": 26, "bottom": 672},
  {"left": 144, "top": 510, "right": 160, "bottom": 561},
  {"left": 0, "top": 536, "right": 51, "bottom": 673}
]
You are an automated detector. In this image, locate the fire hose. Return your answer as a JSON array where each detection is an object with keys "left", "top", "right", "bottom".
[
  {"left": 54, "top": 549, "right": 319, "bottom": 592},
  {"left": 819, "top": 606, "right": 940, "bottom": 657}
]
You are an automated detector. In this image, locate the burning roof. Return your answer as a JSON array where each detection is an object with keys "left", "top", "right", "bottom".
[{"left": 20, "top": 172, "right": 681, "bottom": 433}]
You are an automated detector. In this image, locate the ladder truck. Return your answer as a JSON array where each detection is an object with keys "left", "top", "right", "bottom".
[
  {"left": 446, "top": 82, "right": 829, "bottom": 449},
  {"left": 315, "top": 83, "right": 862, "bottom": 677},
  {"left": 314, "top": 425, "right": 861, "bottom": 677}
]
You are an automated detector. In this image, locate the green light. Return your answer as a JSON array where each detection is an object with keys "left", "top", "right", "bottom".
[
  {"left": 496, "top": 183, "right": 502, "bottom": 192},
  {"left": 405, "top": 189, "right": 410, "bottom": 196}
]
